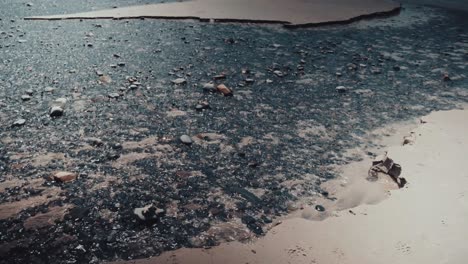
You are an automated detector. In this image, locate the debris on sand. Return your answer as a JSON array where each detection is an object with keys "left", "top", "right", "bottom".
[
  {"left": 403, "top": 132, "right": 416, "bottom": 145},
  {"left": 134, "top": 204, "right": 165, "bottom": 222},
  {"left": 367, "top": 152, "right": 406, "bottom": 188}
]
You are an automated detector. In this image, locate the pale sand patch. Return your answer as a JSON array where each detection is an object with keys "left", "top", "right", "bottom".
[
  {"left": 31, "top": 152, "right": 66, "bottom": 167},
  {"left": 108, "top": 108, "right": 468, "bottom": 264},
  {"left": 112, "top": 152, "right": 156, "bottom": 168},
  {"left": 237, "top": 136, "right": 255, "bottom": 149},
  {"left": 166, "top": 109, "right": 187, "bottom": 118},
  {"left": 0, "top": 186, "right": 62, "bottom": 220},
  {"left": 23, "top": 205, "right": 73, "bottom": 230},
  {"left": 25, "top": 0, "right": 400, "bottom": 27},
  {"left": 0, "top": 178, "right": 48, "bottom": 194},
  {"left": 87, "top": 173, "right": 121, "bottom": 191}
]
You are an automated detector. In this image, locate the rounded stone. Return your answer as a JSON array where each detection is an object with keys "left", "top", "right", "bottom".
[{"left": 180, "top": 135, "right": 193, "bottom": 145}]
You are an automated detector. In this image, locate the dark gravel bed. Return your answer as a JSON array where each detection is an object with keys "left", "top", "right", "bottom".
[{"left": 0, "top": 2, "right": 467, "bottom": 264}]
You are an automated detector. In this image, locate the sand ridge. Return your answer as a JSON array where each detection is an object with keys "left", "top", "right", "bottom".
[{"left": 25, "top": 0, "right": 401, "bottom": 27}]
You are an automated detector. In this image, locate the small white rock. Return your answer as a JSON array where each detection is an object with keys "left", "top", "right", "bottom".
[
  {"left": 172, "top": 78, "right": 187, "bottom": 85},
  {"left": 12, "top": 119, "right": 26, "bottom": 127}
]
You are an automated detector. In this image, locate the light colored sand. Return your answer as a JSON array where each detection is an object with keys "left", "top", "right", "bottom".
[
  {"left": 109, "top": 107, "right": 468, "bottom": 264},
  {"left": 25, "top": 0, "right": 401, "bottom": 27}
]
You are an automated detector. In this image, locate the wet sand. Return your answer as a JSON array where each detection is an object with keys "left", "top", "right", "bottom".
[
  {"left": 25, "top": 0, "right": 401, "bottom": 27},
  {"left": 109, "top": 107, "right": 468, "bottom": 264}
]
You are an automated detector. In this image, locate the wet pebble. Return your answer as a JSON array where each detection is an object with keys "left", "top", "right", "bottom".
[
  {"left": 315, "top": 205, "right": 326, "bottom": 212},
  {"left": 336, "top": 86, "right": 349, "bottom": 93},
  {"left": 273, "top": 70, "right": 284, "bottom": 77}
]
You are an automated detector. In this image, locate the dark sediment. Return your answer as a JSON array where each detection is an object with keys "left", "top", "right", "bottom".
[{"left": 1, "top": 1, "right": 468, "bottom": 264}]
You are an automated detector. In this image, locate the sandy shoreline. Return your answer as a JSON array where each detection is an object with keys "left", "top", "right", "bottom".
[
  {"left": 109, "top": 107, "right": 468, "bottom": 264},
  {"left": 25, "top": 0, "right": 401, "bottom": 27}
]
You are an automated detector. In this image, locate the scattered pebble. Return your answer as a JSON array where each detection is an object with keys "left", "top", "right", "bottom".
[
  {"left": 180, "top": 135, "right": 193, "bottom": 145},
  {"left": 52, "top": 171, "right": 78, "bottom": 183},
  {"left": 213, "top": 74, "right": 226, "bottom": 80},
  {"left": 201, "top": 82, "right": 216, "bottom": 92},
  {"left": 336, "top": 86, "right": 349, "bottom": 93},
  {"left": 216, "top": 84, "right": 233, "bottom": 96},
  {"left": 315, "top": 205, "right": 325, "bottom": 212},
  {"left": 12, "top": 118, "right": 26, "bottom": 127},
  {"left": 171, "top": 78, "right": 187, "bottom": 85},
  {"left": 49, "top": 105, "right": 64, "bottom": 117},
  {"left": 195, "top": 102, "right": 210, "bottom": 111},
  {"left": 108, "top": 93, "right": 120, "bottom": 99},
  {"left": 273, "top": 70, "right": 284, "bottom": 77}
]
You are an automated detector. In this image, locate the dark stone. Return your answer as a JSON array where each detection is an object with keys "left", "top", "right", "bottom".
[
  {"left": 68, "top": 207, "right": 90, "bottom": 220},
  {"left": 388, "top": 164, "right": 402, "bottom": 178},
  {"left": 315, "top": 205, "right": 325, "bottom": 212}
]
